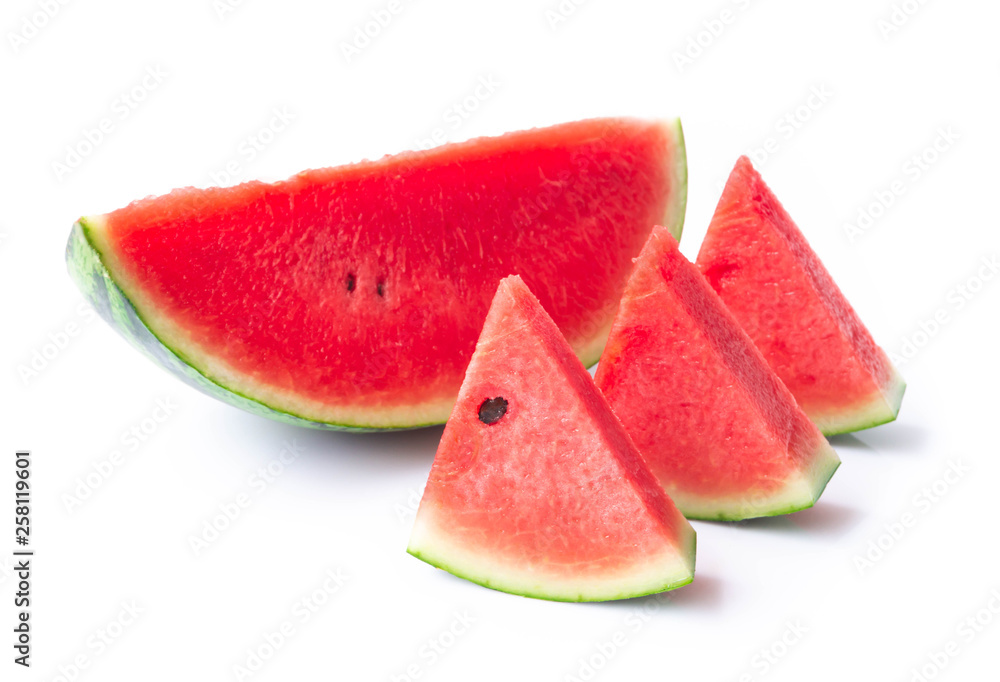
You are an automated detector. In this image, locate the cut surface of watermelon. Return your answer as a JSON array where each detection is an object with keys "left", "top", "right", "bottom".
[
  {"left": 696, "top": 156, "right": 904, "bottom": 435},
  {"left": 408, "top": 276, "right": 696, "bottom": 601},
  {"left": 594, "top": 227, "right": 840, "bottom": 521},
  {"left": 67, "top": 118, "right": 687, "bottom": 430}
]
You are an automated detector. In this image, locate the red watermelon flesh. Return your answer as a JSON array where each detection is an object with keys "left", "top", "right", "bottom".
[
  {"left": 408, "top": 275, "right": 696, "bottom": 601},
  {"left": 594, "top": 227, "right": 840, "bottom": 521},
  {"left": 72, "top": 118, "right": 687, "bottom": 430},
  {"left": 696, "top": 156, "right": 904, "bottom": 435}
]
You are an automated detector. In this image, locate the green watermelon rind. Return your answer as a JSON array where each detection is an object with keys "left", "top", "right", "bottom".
[
  {"left": 407, "top": 519, "right": 697, "bottom": 603},
  {"left": 815, "top": 368, "right": 907, "bottom": 437},
  {"left": 66, "top": 220, "right": 398, "bottom": 432},
  {"left": 678, "top": 440, "right": 842, "bottom": 522},
  {"left": 662, "top": 118, "right": 688, "bottom": 242}
]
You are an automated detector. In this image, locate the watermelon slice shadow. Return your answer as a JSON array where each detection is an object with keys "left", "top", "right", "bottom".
[
  {"left": 825, "top": 420, "right": 927, "bottom": 453},
  {"left": 585, "top": 571, "right": 724, "bottom": 610},
  {"left": 698, "top": 500, "right": 862, "bottom": 539}
]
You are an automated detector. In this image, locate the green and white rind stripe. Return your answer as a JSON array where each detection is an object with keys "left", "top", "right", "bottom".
[
  {"left": 66, "top": 220, "right": 391, "bottom": 432},
  {"left": 673, "top": 439, "right": 842, "bottom": 522},
  {"left": 814, "top": 367, "right": 907, "bottom": 437},
  {"left": 660, "top": 118, "right": 688, "bottom": 243},
  {"left": 408, "top": 510, "right": 697, "bottom": 602}
]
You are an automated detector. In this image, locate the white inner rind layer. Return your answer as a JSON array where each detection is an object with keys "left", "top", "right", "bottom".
[
  {"left": 668, "top": 439, "right": 842, "bottom": 521},
  {"left": 79, "top": 119, "right": 689, "bottom": 430},
  {"left": 811, "top": 366, "right": 907, "bottom": 437},
  {"left": 407, "top": 503, "right": 696, "bottom": 602},
  {"left": 659, "top": 118, "right": 688, "bottom": 241}
]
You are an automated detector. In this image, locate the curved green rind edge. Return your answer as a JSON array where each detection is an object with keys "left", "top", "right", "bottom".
[
  {"left": 664, "top": 118, "right": 688, "bottom": 243},
  {"left": 818, "top": 371, "right": 907, "bottom": 437},
  {"left": 65, "top": 220, "right": 420, "bottom": 433},
  {"left": 681, "top": 447, "right": 842, "bottom": 523},
  {"left": 407, "top": 528, "right": 697, "bottom": 603}
]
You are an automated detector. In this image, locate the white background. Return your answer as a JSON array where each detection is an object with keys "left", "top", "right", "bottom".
[{"left": 3, "top": 0, "right": 999, "bottom": 680}]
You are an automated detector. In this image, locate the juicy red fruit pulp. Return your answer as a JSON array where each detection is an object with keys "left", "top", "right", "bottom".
[{"left": 98, "top": 119, "right": 682, "bottom": 425}]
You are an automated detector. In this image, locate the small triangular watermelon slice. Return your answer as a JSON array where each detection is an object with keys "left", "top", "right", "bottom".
[
  {"left": 408, "top": 275, "right": 696, "bottom": 602},
  {"left": 696, "top": 157, "right": 905, "bottom": 435},
  {"left": 594, "top": 227, "right": 840, "bottom": 521}
]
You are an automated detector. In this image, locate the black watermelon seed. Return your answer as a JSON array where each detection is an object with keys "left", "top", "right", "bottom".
[
  {"left": 346, "top": 273, "right": 356, "bottom": 293},
  {"left": 376, "top": 280, "right": 385, "bottom": 297},
  {"left": 478, "top": 397, "right": 508, "bottom": 425}
]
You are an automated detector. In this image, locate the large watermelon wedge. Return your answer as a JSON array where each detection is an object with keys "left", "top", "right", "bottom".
[
  {"left": 696, "top": 157, "right": 904, "bottom": 436},
  {"left": 408, "top": 276, "right": 696, "bottom": 601},
  {"left": 66, "top": 118, "right": 687, "bottom": 430},
  {"left": 594, "top": 227, "right": 840, "bottom": 521}
]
